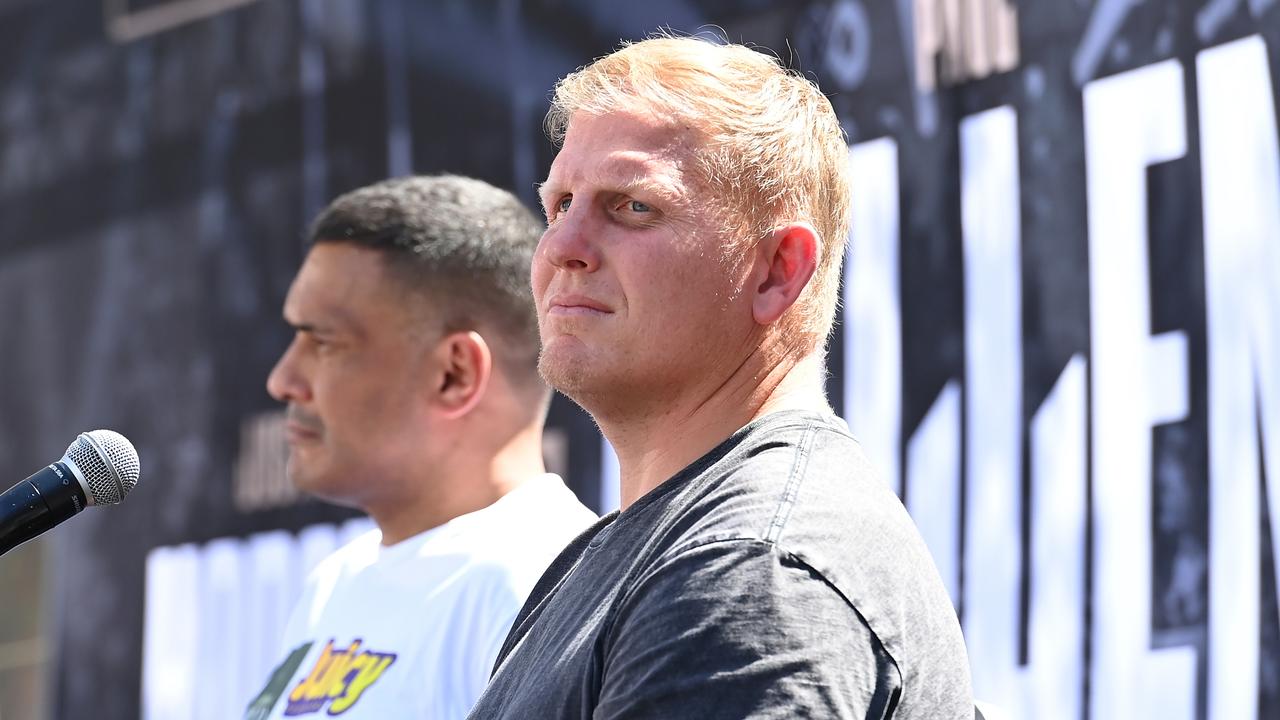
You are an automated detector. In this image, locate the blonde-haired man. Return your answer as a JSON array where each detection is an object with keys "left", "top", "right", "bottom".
[{"left": 468, "top": 36, "right": 972, "bottom": 719}]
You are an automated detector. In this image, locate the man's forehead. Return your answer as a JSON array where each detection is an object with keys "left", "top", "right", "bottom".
[
  {"left": 554, "top": 111, "right": 694, "bottom": 170},
  {"left": 282, "top": 269, "right": 360, "bottom": 329},
  {"left": 542, "top": 148, "right": 691, "bottom": 202},
  {"left": 548, "top": 149, "right": 668, "bottom": 180},
  {"left": 285, "top": 245, "right": 404, "bottom": 330}
]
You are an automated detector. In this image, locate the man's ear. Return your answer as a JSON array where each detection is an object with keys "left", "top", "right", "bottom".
[
  {"left": 751, "top": 222, "right": 819, "bottom": 326},
  {"left": 431, "top": 331, "right": 492, "bottom": 419}
]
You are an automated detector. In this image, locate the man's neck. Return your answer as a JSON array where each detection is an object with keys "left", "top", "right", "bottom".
[
  {"left": 368, "top": 423, "right": 547, "bottom": 546},
  {"left": 600, "top": 352, "right": 829, "bottom": 510}
]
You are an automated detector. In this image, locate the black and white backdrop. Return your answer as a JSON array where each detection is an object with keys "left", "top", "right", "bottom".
[{"left": 0, "top": 1, "right": 1276, "bottom": 718}]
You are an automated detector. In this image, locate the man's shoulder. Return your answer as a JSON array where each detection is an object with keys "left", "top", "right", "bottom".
[
  {"left": 504, "top": 473, "right": 598, "bottom": 526},
  {"left": 706, "top": 411, "right": 947, "bottom": 582},
  {"left": 451, "top": 474, "right": 597, "bottom": 591},
  {"left": 470, "top": 474, "right": 596, "bottom": 550},
  {"left": 602, "top": 415, "right": 971, "bottom": 714},
  {"left": 660, "top": 411, "right": 893, "bottom": 548},
  {"left": 726, "top": 410, "right": 882, "bottom": 498},
  {"left": 646, "top": 410, "right": 963, "bottom": 652},
  {"left": 305, "top": 527, "right": 381, "bottom": 581},
  {"left": 603, "top": 412, "right": 913, "bottom": 619}
]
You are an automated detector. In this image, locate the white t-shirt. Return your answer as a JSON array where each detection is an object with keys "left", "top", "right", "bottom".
[{"left": 244, "top": 474, "right": 596, "bottom": 720}]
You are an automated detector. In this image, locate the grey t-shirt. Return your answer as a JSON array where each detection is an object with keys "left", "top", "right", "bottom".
[{"left": 467, "top": 410, "right": 973, "bottom": 719}]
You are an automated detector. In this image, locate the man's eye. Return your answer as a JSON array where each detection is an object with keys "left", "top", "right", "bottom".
[
  {"left": 306, "top": 334, "right": 332, "bottom": 352},
  {"left": 628, "top": 200, "right": 651, "bottom": 213},
  {"left": 557, "top": 196, "right": 572, "bottom": 213}
]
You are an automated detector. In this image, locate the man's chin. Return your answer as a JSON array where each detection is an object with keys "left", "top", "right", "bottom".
[
  {"left": 286, "top": 459, "right": 337, "bottom": 499},
  {"left": 538, "top": 349, "right": 600, "bottom": 398},
  {"left": 539, "top": 351, "right": 643, "bottom": 422}
]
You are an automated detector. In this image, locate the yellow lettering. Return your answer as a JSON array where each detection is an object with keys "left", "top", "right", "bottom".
[
  {"left": 288, "top": 640, "right": 336, "bottom": 703},
  {"left": 315, "top": 640, "right": 362, "bottom": 698},
  {"left": 328, "top": 654, "right": 396, "bottom": 714}
]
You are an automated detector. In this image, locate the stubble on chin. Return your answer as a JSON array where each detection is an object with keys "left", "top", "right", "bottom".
[{"left": 538, "top": 345, "right": 589, "bottom": 398}]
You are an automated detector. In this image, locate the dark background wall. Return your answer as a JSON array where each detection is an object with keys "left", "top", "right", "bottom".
[{"left": 0, "top": 1, "right": 1276, "bottom": 718}]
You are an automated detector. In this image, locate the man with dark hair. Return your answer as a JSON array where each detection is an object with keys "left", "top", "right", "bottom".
[
  {"left": 245, "top": 175, "right": 595, "bottom": 720},
  {"left": 468, "top": 36, "right": 971, "bottom": 719}
]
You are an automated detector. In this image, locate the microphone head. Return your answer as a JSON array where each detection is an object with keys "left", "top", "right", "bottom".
[{"left": 63, "top": 430, "right": 141, "bottom": 506}]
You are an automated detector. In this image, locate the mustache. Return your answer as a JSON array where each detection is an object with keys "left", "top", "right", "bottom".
[{"left": 286, "top": 406, "right": 324, "bottom": 433}]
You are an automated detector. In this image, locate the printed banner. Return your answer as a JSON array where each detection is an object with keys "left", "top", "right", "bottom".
[{"left": 0, "top": 1, "right": 1275, "bottom": 718}]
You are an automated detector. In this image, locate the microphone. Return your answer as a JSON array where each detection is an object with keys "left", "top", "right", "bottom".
[{"left": 0, "top": 430, "right": 140, "bottom": 556}]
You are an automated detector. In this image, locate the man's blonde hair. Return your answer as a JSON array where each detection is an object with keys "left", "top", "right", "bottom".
[{"left": 546, "top": 34, "right": 853, "bottom": 354}]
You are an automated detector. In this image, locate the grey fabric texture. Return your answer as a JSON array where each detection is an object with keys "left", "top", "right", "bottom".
[{"left": 468, "top": 410, "right": 973, "bottom": 719}]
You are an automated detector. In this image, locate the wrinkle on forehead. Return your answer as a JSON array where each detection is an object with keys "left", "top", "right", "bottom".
[
  {"left": 585, "top": 155, "right": 690, "bottom": 203},
  {"left": 540, "top": 114, "right": 707, "bottom": 208}
]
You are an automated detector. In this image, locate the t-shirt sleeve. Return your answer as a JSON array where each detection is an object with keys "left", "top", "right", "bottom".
[{"left": 596, "top": 539, "right": 902, "bottom": 720}]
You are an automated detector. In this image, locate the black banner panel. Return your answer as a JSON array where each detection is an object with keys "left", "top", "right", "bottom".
[{"left": 0, "top": 1, "right": 1277, "bottom": 718}]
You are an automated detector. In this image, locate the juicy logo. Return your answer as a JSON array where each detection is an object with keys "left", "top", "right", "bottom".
[{"left": 284, "top": 639, "right": 396, "bottom": 716}]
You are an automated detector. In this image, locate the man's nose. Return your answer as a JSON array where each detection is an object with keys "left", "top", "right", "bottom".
[
  {"left": 539, "top": 206, "right": 601, "bottom": 273},
  {"left": 266, "top": 338, "right": 311, "bottom": 404}
]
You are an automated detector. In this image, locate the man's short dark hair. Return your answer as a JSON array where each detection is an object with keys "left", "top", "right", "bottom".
[{"left": 309, "top": 174, "right": 544, "bottom": 385}]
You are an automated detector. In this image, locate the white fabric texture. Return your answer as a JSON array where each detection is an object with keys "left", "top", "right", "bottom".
[{"left": 247, "top": 474, "right": 596, "bottom": 720}]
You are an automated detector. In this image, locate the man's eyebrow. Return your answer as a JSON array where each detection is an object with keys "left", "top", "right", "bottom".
[
  {"left": 282, "top": 312, "right": 340, "bottom": 336},
  {"left": 609, "top": 176, "right": 685, "bottom": 205},
  {"left": 535, "top": 180, "right": 559, "bottom": 213},
  {"left": 599, "top": 155, "right": 687, "bottom": 200},
  {"left": 538, "top": 168, "right": 687, "bottom": 209}
]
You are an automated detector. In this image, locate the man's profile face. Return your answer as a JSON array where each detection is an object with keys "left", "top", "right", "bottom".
[
  {"left": 533, "top": 111, "right": 758, "bottom": 413},
  {"left": 266, "top": 243, "right": 435, "bottom": 506}
]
